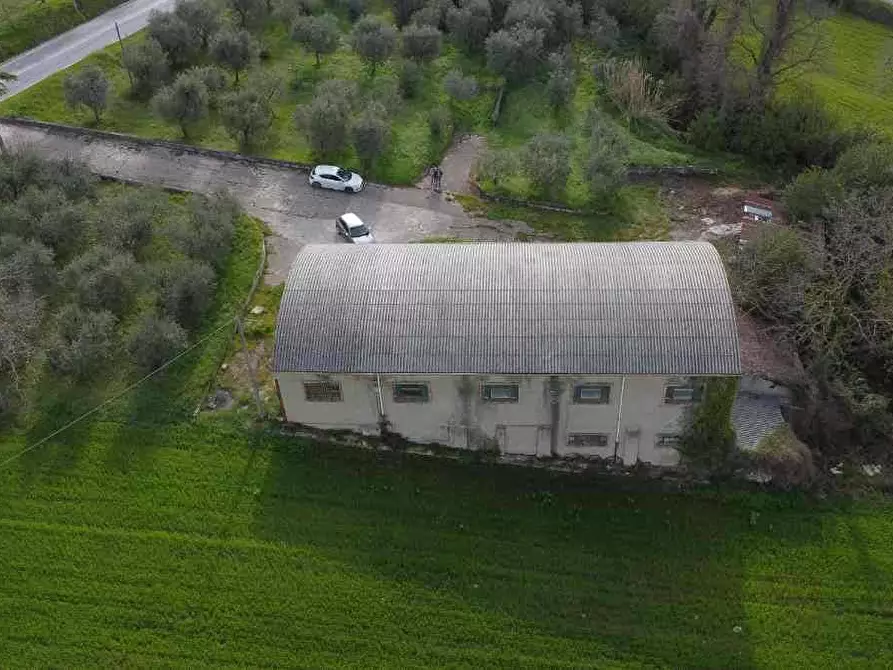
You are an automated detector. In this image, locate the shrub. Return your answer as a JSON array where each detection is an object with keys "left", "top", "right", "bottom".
[
  {"left": 47, "top": 305, "right": 118, "bottom": 380},
  {"left": 128, "top": 314, "right": 188, "bottom": 371},
  {"left": 156, "top": 260, "right": 217, "bottom": 331},
  {"left": 428, "top": 107, "right": 451, "bottom": 140},
  {"left": 485, "top": 24, "right": 545, "bottom": 84},
  {"left": 585, "top": 111, "right": 629, "bottom": 198},
  {"left": 401, "top": 23, "right": 442, "bottom": 61},
  {"left": 747, "top": 426, "right": 816, "bottom": 490},
  {"left": 352, "top": 15, "right": 398, "bottom": 75},
  {"left": 63, "top": 66, "right": 109, "bottom": 123},
  {"left": 546, "top": 52, "right": 575, "bottom": 109},
  {"left": 589, "top": 7, "right": 620, "bottom": 51},
  {"left": 147, "top": 9, "right": 197, "bottom": 70},
  {"left": 677, "top": 377, "right": 738, "bottom": 475},
  {"left": 832, "top": 141, "right": 893, "bottom": 194},
  {"left": 443, "top": 69, "right": 478, "bottom": 101},
  {"left": 594, "top": 57, "right": 678, "bottom": 128},
  {"left": 220, "top": 87, "right": 275, "bottom": 149},
  {"left": 292, "top": 13, "right": 341, "bottom": 66},
  {"left": 522, "top": 133, "right": 573, "bottom": 199},
  {"left": 123, "top": 39, "right": 171, "bottom": 99},
  {"left": 0, "top": 235, "right": 56, "bottom": 296},
  {"left": 352, "top": 108, "right": 392, "bottom": 169},
  {"left": 152, "top": 71, "right": 210, "bottom": 138},
  {"left": 65, "top": 247, "right": 140, "bottom": 317},
  {"left": 476, "top": 148, "right": 518, "bottom": 189},
  {"left": 174, "top": 0, "right": 221, "bottom": 49},
  {"left": 446, "top": 0, "right": 492, "bottom": 52},
  {"left": 399, "top": 59, "right": 424, "bottom": 98},
  {"left": 783, "top": 167, "right": 842, "bottom": 225},
  {"left": 211, "top": 28, "right": 258, "bottom": 83}
]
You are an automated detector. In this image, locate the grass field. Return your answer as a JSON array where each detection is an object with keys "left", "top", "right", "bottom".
[
  {"left": 1, "top": 414, "right": 893, "bottom": 667},
  {"left": 0, "top": 0, "right": 126, "bottom": 60}
]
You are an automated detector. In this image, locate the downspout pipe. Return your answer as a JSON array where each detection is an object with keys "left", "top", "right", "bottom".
[
  {"left": 613, "top": 376, "right": 627, "bottom": 463},
  {"left": 375, "top": 374, "right": 389, "bottom": 437}
]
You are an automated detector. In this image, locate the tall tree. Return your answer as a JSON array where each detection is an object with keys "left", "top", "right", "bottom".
[
  {"left": 211, "top": 28, "right": 259, "bottom": 83},
  {"left": 352, "top": 15, "right": 398, "bottom": 75},
  {"left": 291, "top": 13, "right": 340, "bottom": 66}
]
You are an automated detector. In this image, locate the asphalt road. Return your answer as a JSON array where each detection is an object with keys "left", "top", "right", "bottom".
[
  {"left": 0, "top": 0, "right": 175, "bottom": 102},
  {"left": 0, "top": 121, "right": 531, "bottom": 281}
]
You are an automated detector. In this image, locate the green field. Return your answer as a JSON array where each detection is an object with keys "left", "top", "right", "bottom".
[
  {"left": 1, "top": 413, "right": 892, "bottom": 667},
  {"left": 0, "top": 0, "right": 127, "bottom": 60}
]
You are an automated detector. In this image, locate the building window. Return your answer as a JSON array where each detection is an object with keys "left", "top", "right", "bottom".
[
  {"left": 393, "top": 383, "right": 429, "bottom": 403},
  {"left": 573, "top": 384, "right": 611, "bottom": 404},
  {"left": 303, "top": 381, "right": 342, "bottom": 402},
  {"left": 656, "top": 434, "right": 682, "bottom": 448},
  {"left": 567, "top": 433, "right": 609, "bottom": 448},
  {"left": 664, "top": 384, "right": 702, "bottom": 404},
  {"left": 481, "top": 384, "right": 519, "bottom": 403}
]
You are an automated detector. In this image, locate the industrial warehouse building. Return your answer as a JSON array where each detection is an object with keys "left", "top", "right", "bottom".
[{"left": 272, "top": 242, "right": 741, "bottom": 466}]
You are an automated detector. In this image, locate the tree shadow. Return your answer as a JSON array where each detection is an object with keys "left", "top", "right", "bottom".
[{"left": 251, "top": 440, "right": 779, "bottom": 667}]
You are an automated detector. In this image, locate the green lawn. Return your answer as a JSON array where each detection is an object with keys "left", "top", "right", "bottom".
[
  {"left": 0, "top": 0, "right": 127, "bottom": 60},
  {"left": 1, "top": 414, "right": 892, "bottom": 667}
]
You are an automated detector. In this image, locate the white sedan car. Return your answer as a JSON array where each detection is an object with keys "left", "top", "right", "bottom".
[
  {"left": 309, "top": 165, "right": 365, "bottom": 193},
  {"left": 335, "top": 213, "right": 374, "bottom": 244}
]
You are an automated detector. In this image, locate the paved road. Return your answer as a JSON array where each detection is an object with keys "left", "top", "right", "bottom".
[
  {"left": 0, "top": 0, "right": 174, "bottom": 102},
  {"left": 0, "top": 122, "right": 530, "bottom": 281}
]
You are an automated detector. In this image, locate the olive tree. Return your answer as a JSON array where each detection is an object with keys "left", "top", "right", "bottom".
[
  {"left": 65, "top": 247, "right": 140, "bottom": 317},
  {"left": 127, "top": 314, "right": 188, "bottom": 371},
  {"left": 352, "top": 108, "right": 392, "bottom": 169},
  {"left": 229, "top": 0, "right": 268, "bottom": 30},
  {"left": 147, "top": 9, "right": 198, "bottom": 69},
  {"left": 174, "top": 0, "right": 221, "bottom": 49},
  {"left": 0, "top": 235, "right": 56, "bottom": 296},
  {"left": 174, "top": 192, "right": 240, "bottom": 268},
  {"left": 291, "top": 13, "right": 340, "bottom": 66},
  {"left": 47, "top": 305, "right": 118, "bottom": 380},
  {"left": 221, "top": 87, "right": 275, "bottom": 149},
  {"left": 446, "top": 0, "right": 491, "bottom": 53},
  {"left": 522, "top": 132, "right": 572, "bottom": 199},
  {"left": 485, "top": 24, "right": 545, "bottom": 84},
  {"left": 546, "top": 51, "right": 575, "bottom": 109},
  {"left": 476, "top": 148, "right": 518, "bottom": 190},
  {"left": 295, "top": 80, "right": 356, "bottom": 156},
  {"left": 63, "top": 66, "right": 109, "bottom": 123},
  {"left": 123, "top": 39, "right": 171, "bottom": 99},
  {"left": 401, "top": 23, "right": 442, "bottom": 62},
  {"left": 156, "top": 259, "right": 217, "bottom": 331},
  {"left": 211, "top": 28, "right": 258, "bottom": 83},
  {"left": 352, "top": 15, "right": 398, "bottom": 75},
  {"left": 585, "top": 111, "right": 629, "bottom": 198},
  {"left": 152, "top": 71, "right": 210, "bottom": 138}
]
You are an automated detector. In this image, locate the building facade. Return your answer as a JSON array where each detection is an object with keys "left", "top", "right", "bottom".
[{"left": 273, "top": 243, "right": 741, "bottom": 466}]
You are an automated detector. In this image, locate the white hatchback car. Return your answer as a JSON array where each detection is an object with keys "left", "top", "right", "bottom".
[
  {"left": 336, "top": 213, "right": 374, "bottom": 244},
  {"left": 309, "top": 165, "right": 365, "bottom": 193}
]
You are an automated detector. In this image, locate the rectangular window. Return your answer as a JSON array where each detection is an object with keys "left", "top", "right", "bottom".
[
  {"left": 393, "top": 383, "right": 429, "bottom": 403},
  {"left": 481, "top": 384, "right": 519, "bottom": 403},
  {"left": 567, "top": 433, "right": 609, "bottom": 448},
  {"left": 656, "top": 434, "right": 682, "bottom": 448},
  {"left": 303, "top": 381, "right": 342, "bottom": 402},
  {"left": 573, "top": 384, "right": 611, "bottom": 404},
  {"left": 664, "top": 384, "right": 702, "bottom": 404}
]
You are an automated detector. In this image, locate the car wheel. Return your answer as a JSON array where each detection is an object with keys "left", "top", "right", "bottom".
[
  {"left": 344, "top": 186, "right": 354, "bottom": 194},
  {"left": 311, "top": 180, "right": 321, "bottom": 188}
]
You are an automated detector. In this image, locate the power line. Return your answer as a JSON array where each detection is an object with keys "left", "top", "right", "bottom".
[{"left": 0, "top": 316, "right": 237, "bottom": 470}]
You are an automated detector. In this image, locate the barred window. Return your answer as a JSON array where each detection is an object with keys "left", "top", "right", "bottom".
[
  {"left": 664, "top": 384, "right": 702, "bottom": 404},
  {"left": 656, "top": 434, "right": 682, "bottom": 448},
  {"left": 393, "top": 383, "right": 429, "bottom": 403},
  {"left": 573, "top": 384, "right": 611, "bottom": 404},
  {"left": 482, "top": 384, "right": 519, "bottom": 403},
  {"left": 303, "top": 381, "right": 342, "bottom": 402},
  {"left": 567, "top": 433, "right": 609, "bottom": 448}
]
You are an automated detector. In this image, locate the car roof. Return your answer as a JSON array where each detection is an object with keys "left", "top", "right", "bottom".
[
  {"left": 316, "top": 165, "right": 344, "bottom": 175},
  {"left": 340, "top": 212, "right": 366, "bottom": 229}
]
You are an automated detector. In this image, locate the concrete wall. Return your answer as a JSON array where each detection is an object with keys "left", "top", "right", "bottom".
[{"left": 276, "top": 372, "right": 705, "bottom": 466}]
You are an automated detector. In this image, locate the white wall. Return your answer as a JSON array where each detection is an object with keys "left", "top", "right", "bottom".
[{"left": 275, "top": 372, "right": 698, "bottom": 466}]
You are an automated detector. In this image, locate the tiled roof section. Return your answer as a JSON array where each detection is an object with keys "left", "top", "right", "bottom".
[
  {"left": 273, "top": 243, "right": 741, "bottom": 375},
  {"left": 732, "top": 393, "right": 787, "bottom": 450}
]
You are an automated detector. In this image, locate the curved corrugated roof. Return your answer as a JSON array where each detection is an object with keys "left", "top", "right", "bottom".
[{"left": 273, "top": 242, "right": 740, "bottom": 376}]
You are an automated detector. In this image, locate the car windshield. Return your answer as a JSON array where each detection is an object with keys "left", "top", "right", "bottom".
[
  {"left": 349, "top": 225, "right": 369, "bottom": 237},
  {"left": 337, "top": 169, "right": 353, "bottom": 180}
]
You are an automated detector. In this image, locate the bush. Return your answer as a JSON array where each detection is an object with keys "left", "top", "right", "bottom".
[
  {"left": 156, "top": 259, "right": 217, "bottom": 331},
  {"left": 476, "top": 148, "right": 518, "bottom": 190},
  {"left": 399, "top": 59, "right": 424, "bottom": 98},
  {"left": 546, "top": 52, "right": 575, "bottom": 109},
  {"left": 123, "top": 39, "right": 171, "bottom": 99},
  {"left": 677, "top": 377, "right": 738, "bottom": 475},
  {"left": 221, "top": 87, "right": 275, "bottom": 149},
  {"left": 443, "top": 69, "right": 478, "bottom": 101},
  {"left": 47, "top": 305, "right": 118, "bottom": 380},
  {"left": 783, "top": 167, "right": 842, "bottom": 225},
  {"left": 485, "top": 24, "right": 545, "bottom": 84},
  {"left": 522, "top": 133, "right": 573, "bottom": 199},
  {"left": 152, "top": 71, "right": 210, "bottom": 138},
  {"left": 747, "top": 426, "right": 816, "bottom": 490},
  {"left": 65, "top": 246, "right": 140, "bottom": 317},
  {"left": 174, "top": 0, "right": 221, "bottom": 49},
  {"left": 210, "top": 27, "right": 258, "bottom": 83},
  {"left": 832, "top": 141, "right": 893, "bottom": 194},
  {"left": 594, "top": 57, "right": 678, "bottom": 128},
  {"left": 589, "top": 6, "right": 619, "bottom": 51},
  {"left": 128, "top": 314, "right": 189, "bottom": 371},
  {"left": 428, "top": 107, "right": 451, "bottom": 140},
  {"left": 401, "top": 23, "right": 442, "bottom": 61},
  {"left": 63, "top": 65, "right": 109, "bottom": 123},
  {"left": 292, "top": 13, "right": 340, "bottom": 66},
  {"left": 352, "top": 15, "right": 398, "bottom": 75},
  {"left": 0, "top": 235, "right": 56, "bottom": 296},
  {"left": 352, "top": 108, "right": 392, "bottom": 169},
  {"left": 585, "top": 111, "right": 629, "bottom": 198},
  {"left": 147, "top": 9, "right": 197, "bottom": 70},
  {"left": 446, "top": 0, "right": 491, "bottom": 52}
]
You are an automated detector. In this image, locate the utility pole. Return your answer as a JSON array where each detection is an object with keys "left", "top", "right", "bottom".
[
  {"left": 115, "top": 21, "right": 133, "bottom": 87},
  {"left": 235, "top": 316, "right": 264, "bottom": 419}
]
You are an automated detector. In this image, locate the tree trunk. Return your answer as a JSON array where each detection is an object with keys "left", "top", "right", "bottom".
[
  {"left": 235, "top": 69, "right": 240, "bottom": 84},
  {"left": 754, "top": 0, "right": 796, "bottom": 103},
  {"left": 315, "top": 52, "right": 320, "bottom": 67}
]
